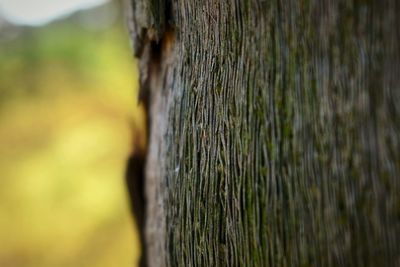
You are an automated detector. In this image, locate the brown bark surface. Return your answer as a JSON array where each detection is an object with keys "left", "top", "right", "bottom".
[{"left": 127, "top": 1, "right": 400, "bottom": 266}]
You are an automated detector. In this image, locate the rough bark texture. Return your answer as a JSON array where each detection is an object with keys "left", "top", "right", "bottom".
[{"left": 127, "top": 0, "right": 400, "bottom": 266}]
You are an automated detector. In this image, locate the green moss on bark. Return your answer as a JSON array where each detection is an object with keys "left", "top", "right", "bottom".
[{"left": 130, "top": 0, "right": 400, "bottom": 266}]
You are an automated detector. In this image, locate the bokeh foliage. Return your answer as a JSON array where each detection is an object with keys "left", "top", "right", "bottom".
[{"left": 0, "top": 4, "right": 143, "bottom": 267}]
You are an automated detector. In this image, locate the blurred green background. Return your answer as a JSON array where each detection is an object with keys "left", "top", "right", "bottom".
[{"left": 0, "top": 0, "right": 143, "bottom": 266}]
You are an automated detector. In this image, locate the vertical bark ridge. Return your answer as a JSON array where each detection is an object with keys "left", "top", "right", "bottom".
[{"left": 128, "top": 0, "right": 400, "bottom": 266}]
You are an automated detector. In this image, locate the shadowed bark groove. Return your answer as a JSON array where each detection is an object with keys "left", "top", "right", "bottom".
[{"left": 127, "top": 0, "right": 400, "bottom": 266}]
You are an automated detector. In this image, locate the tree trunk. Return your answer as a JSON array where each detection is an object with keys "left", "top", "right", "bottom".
[{"left": 126, "top": 0, "right": 400, "bottom": 266}]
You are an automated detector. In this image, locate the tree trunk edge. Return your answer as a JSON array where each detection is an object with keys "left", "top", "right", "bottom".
[{"left": 126, "top": 0, "right": 400, "bottom": 266}]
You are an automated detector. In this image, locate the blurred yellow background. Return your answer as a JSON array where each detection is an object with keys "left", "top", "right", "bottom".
[{"left": 0, "top": 0, "right": 143, "bottom": 266}]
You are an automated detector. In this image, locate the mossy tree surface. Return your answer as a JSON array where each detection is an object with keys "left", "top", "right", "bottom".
[{"left": 127, "top": 0, "right": 400, "bottom": 266}]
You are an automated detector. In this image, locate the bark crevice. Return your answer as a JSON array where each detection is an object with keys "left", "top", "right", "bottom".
[{"left": 127, "top": 1, "right": 400, "bottom": 266}]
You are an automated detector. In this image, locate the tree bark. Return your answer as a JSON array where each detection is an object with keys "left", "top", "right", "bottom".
[{"left": 126, "top": 0, "right": 400, "bottom": 266}]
